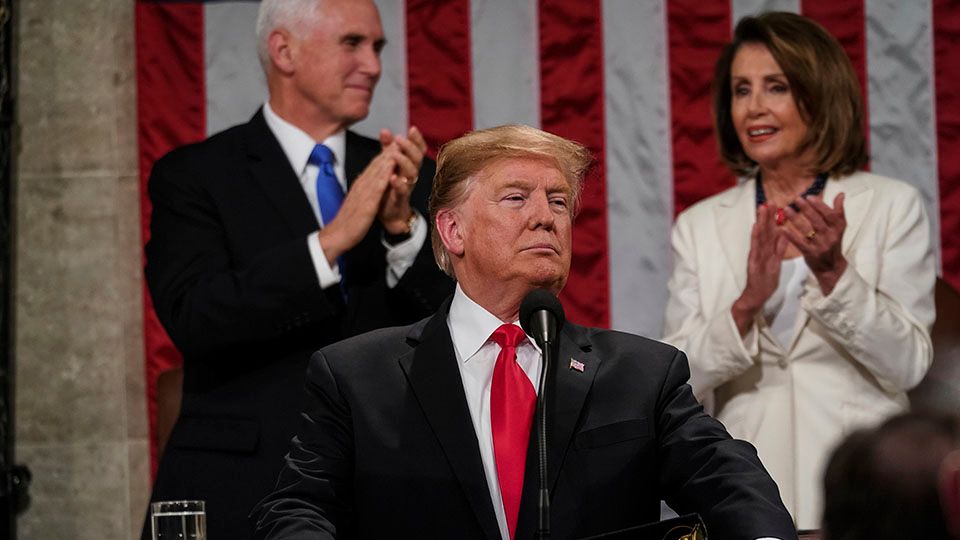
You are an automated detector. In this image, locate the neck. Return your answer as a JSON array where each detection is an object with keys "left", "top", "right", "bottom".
[
  {"left": 760, "top": 163, "right": 817, "bottom": 207},
  {"left": 458, "top": 282, "right": 523, "bottom": 323},
  {"left": 268, "top": 88, "right": 345, "bottom": 143}
]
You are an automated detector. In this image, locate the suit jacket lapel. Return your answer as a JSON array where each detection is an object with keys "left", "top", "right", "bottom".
[
  {"left": 399, "top": 301, "right": 501, "bottom": 540},
  {"left": 516, "top": 325, "right": 598, "bottom": 539},
  {"left": 345, "top": 130, "right": 379, "bottom": 189},
  {"left": 824, "top": 172, "right": 872, "bottom": 254},
  {"left": 714, "top": 180, "right": 755, "bottom": 293},
  {"left": 243, "top": 109, "right": 319, "bottom": 235}
]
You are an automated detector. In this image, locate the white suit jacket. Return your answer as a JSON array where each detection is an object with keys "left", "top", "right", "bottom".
[{"left": 662, "top": 171, "right": 935, "bottom": 530}]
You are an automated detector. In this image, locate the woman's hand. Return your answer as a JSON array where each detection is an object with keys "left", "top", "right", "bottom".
[
  {"left": 782, "top": 193, "right": 848, "bottom": 295},
  {"left": 732, "top": 203, "right": 789, "bottom": 336}
]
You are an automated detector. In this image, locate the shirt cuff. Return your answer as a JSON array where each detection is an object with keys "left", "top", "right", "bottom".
[
  {"left": 382, "top": 211, "right": 427, "bottom": 288},
  {"left": 307, "top": 231, "right": 342, "bottom": 289}
]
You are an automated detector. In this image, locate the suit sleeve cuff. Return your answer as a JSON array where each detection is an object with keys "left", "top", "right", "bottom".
[
  {"left": 382, "top": 211, "right": 427, "bottom": 288},
  {"left": 307, "top": 231, "right": 342, "bottom": 289}
]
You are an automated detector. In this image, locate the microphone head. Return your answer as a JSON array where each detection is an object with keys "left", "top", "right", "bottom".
[{"left": 519, "top": 289, "right": 566, "bottom": 340}]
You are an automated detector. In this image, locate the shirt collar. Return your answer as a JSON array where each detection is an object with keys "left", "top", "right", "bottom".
[
  {"left": 448, "top": 284, "right": 535, "bottom": 363},
  {"left": 262, "top": 101, "right": 346, "bottom": 176}
]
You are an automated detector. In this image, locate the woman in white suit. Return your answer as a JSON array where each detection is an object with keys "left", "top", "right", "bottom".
[{"left": 662, "top": 12, "right": 935, "bottom": 531}]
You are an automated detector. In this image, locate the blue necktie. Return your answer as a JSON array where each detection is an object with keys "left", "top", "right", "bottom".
[
  {"left": 308, "top": 144, "right": 348, "bottom": 299},
  {"left": 307, "top": 144, "right": 343, "bottom": 225},
  {"left": 308, "top": 144, "right": 344, "bottom": 226}
]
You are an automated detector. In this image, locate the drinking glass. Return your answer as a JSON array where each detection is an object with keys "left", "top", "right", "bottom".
[{"left": 151, "top": 500, "right": 206, "bottom": 540}]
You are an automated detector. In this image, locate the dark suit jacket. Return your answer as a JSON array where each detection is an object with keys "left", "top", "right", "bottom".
[
  {"left": 251, "top": 299, "right": 798, "bottom": 540},
  {"left": 142, "top": 110, "right": 453, "bottom": 540}
]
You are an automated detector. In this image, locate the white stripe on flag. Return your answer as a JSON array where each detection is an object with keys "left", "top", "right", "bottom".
[
  {"left": 603, "top": 0, "right": 673, "bottom": 337},
  {"left": 865, "top": 0, "right": 942, "bottom": 267},
  {"left": 205, "top": 2, "right": 265, "bottom": 136},
  {"left": 354, "top": 0, "right": 409, "bottom": 138},
  {"left": 470, "top": 0, "right": 540, "bottom": 130},
  {"left": 731, "top": 0, "right": 800, "bottom": 25}
]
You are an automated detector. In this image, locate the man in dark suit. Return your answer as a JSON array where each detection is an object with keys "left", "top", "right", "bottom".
[
  {"left": 251, "top": 125, "right": 798, "bottom": 539},
  {"left": 141, "top": 0, "right": 452, "bottom": 538}
]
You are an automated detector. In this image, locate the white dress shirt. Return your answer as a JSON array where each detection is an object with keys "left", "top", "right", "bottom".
[
  {"left": 262, "top": 102, "right": 426, "bottom": 289},
  {"left": 447, "top": 285, "right": 541, "bottom": 540},
  {"left": 448, "top": 285, "right": 784, "bottom": 540}
]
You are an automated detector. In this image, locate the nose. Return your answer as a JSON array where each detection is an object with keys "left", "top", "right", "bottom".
[
  {"left": 746, "top": 90, "right": 765, "bottom": 117},
  {"left": 360, "top": 45, "right": 382, "bottom": 79},
  {"left": 528, "top": 191, "right": 556, "bottom": 230}
]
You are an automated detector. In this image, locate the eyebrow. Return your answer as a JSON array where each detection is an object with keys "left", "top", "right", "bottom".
[
  {"left": 731, "top": 73, "right": 787, "bottom": 83},
  {"left": 497, "top": 180, "right": 572, "bottom": 196},
  {"left": 340, "top": 33, "right": 388, "bottom": 49}
]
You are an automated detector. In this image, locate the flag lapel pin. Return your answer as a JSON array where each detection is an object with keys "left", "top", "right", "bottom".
[{"left": 569, "top": 358, "right": 585, "bottom": 373}]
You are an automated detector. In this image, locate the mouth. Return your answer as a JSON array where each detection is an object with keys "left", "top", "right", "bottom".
[
  {"left": 522, "top": 243, "right": 560, "bottom": 255},
  {"left": 746, "top": 126, "right": 778, "bottom": 141}
]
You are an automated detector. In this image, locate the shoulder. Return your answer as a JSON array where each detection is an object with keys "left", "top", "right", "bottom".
[
  {"left": 574, "top": 325, "right": 683, "bottom": 371},
  {"left": 836, "top": 171, "right": 927, "bottom": 222},
  {"left": 151, "top": 120, "right": 254, "bottom": 181},
  {"left": 310, "top": 317, "right": 426, "bottom": 375},
  {"left": 841, "top": 170, "right": 921, "bottom": 199},
  {"left": 675, "top": 180, "right": 752, "bottom": 225}
]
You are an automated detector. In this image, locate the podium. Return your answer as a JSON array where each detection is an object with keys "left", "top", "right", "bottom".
[{"left": 580, "top": 514, "right": 706, "bottom": 539}]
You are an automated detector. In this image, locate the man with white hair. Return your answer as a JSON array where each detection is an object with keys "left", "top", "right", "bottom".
[{"left": 141, "top": 1, "right": 451, "bottom": 537}]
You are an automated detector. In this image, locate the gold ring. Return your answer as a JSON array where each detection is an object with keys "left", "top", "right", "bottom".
[{"left": 806, "top": 230, "right": 817, "bottom": 240}]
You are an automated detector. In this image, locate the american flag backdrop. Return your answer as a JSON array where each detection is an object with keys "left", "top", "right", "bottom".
[{"left": 136, "top": 0, "right": 960, "bottom": 471}]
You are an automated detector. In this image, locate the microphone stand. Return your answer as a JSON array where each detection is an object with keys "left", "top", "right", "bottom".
[{"left": 534, "top": 313, "right": 555, "bottom": 540}]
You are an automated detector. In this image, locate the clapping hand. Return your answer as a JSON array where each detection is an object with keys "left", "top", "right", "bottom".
[
  {"left": 378, "top": 126, "right": 428, "bottom": 234},
  {"left": 782, "top": 193, "right": 847, "bottom": 295},
  {"left": 732, "top": 203, "right": 789, "bottom": 336}
]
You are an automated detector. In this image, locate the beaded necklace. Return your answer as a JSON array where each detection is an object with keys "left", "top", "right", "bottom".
[{"left": 755, "top": 171, "right": 828, "bottom": 225}]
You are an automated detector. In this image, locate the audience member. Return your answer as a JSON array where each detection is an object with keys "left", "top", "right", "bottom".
[{"left": 822, "top": 412, "right": 960, "bottom": 540}]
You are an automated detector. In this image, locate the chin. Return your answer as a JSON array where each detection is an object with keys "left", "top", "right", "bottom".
[{"left": 526, "top": 268, "right": 566, "bottom": 292}]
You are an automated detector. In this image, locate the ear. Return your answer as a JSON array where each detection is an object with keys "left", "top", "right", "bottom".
[
  {"left": 435, "top": 208, "right": 465, "bottom": 258},
  {"left": 268, "top": 29, "right": 296, "bottom": 76}
]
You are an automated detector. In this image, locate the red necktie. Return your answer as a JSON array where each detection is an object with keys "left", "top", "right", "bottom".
[{"left": 490, "top": 323, "right": 536, "bottom": 539}]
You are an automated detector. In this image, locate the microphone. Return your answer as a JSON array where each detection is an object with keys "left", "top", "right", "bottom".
[
  {"left": 519, "top": 289, "right": 565, "bottom": 540},
  {"left": 520, "top": 289, "right": 565, "bottom": 349}
]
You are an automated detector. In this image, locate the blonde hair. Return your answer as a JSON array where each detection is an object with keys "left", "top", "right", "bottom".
[{"left": 429, "top": 124, "right": 593, "bottom": 277}]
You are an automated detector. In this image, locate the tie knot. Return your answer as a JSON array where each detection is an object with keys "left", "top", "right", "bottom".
[
  {"left": 491, "top": 323, "right": 526, "bottom": 350},
  {"left": 309, "top": 144, "right": 335, "bottom": 166}
]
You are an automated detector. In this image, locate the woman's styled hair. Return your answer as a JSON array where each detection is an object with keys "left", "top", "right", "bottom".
[{"left": 712, "top": 12, "right": 868, "bottom": 177}]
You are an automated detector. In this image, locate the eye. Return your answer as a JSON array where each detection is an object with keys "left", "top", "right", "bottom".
[
  {"left": 342, "top": 35, "right": 363, "bottom": 49},
  {"left": 733, "top": 85, "right": 749, "bottom": 97},
  {"left": 550, "top": 197, "right": 568, "bottom": 208},
  {"left": 770, "top": 83, "right": 789, "bottom": 94}
]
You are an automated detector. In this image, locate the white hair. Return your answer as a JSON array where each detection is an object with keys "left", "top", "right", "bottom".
[{"left": 255, "top": 0, "right": 322, "bottom": 73}]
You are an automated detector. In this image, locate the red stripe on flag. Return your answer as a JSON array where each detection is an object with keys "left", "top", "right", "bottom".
[
  {"left": 405, "top": 0, "right": 473, "bottom": 156},
  {"left": 135, "top": 0, "right": 205, "bottom": 476},
  {"left": 539, "top": 0, "right": 608, "bottom": 328},
  {"left": 934, "top": 0, "right": 960, "bottom": 288},
  {"left": 801, "top": 0, "right": 870, "bottom": 166},
  {"left": 668, "top": 0, "right": 732, "bottom": 215}
]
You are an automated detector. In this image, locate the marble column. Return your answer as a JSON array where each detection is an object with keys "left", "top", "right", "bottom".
[{"left": 13, "top": 0, "right": 149, "bottom": 538}]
